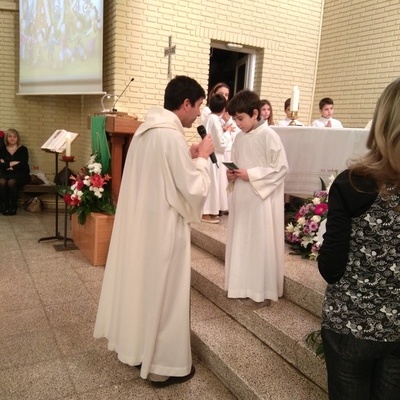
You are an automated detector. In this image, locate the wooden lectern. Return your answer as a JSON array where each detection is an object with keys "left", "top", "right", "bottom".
[{"left": 105, "top": 115, "right": 142, "bottom": 203}]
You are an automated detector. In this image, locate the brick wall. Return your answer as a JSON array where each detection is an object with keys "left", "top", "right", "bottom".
[
  {"left": 313, "top": 0, "right": 400, "bottom": 128},
  {"left": 110, "top": 0, "right": 323, "bottom": 139},
  {"left": 2, "top": 0, "right": 398, "bottom": 183},
  {"left": 0, "top": 0, "right": 323, "bottom": 181}
]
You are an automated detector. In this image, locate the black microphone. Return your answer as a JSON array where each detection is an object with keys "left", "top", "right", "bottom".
[
  {"left": 197, "top": 125, "right": 219, "bottom": 167},
  {"left": 112, "top": 78, "right": 135, "bottom": 112}
]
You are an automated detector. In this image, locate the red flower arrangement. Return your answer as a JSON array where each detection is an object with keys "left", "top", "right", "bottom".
[{"left": 58, "top": 154, "right": 115, "bottom": 225}]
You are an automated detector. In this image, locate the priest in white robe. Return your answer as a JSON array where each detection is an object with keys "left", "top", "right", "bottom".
[
  {"left": 94, "top": 76, "right": 214, "bottom": 386},
  {"left": 225, "top": 90, "right": 289, "bottom": 308}
]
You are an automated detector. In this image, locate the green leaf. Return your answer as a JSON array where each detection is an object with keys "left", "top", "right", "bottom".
[
  {"left": 305, "top": 330, "right": 325, "bottom": 360},
  {"left": 56, "top": 184, "right": 71, "bottom": 197}
]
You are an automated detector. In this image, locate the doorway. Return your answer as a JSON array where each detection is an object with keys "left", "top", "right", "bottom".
[{"left": 207, "top": 44, "right": 255, "bottom": 99}]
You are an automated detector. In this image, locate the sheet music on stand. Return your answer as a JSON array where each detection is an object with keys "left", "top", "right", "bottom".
[{"left": 41, "top": 129, "right": 79, "bottom": 153}]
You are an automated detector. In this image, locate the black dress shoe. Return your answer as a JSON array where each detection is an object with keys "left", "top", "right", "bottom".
[
  {"left": 3, "top": 209, "right": 11, "bottom": 216},
  {"left": 8, "top": 208, "right": 17, "bottom": 216},
  {"left": 150, "top": 365, "right": 195, "bottom": 388}
]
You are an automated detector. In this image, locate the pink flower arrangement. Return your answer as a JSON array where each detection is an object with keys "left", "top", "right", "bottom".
[{"left": 285, "top": 176, "right": 335, "bottom": 260}]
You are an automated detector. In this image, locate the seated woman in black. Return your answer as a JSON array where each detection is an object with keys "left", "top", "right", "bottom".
[{"left": 0, "top": 128, "right": 31, "bottom": 215}]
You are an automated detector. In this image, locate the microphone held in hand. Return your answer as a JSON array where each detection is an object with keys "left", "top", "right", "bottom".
[
  {"left": 112, "top": 78, "right": 135, "bottom": 112},
  {"left": 197, "top": 125, "right": 219, "bottom": 167}
]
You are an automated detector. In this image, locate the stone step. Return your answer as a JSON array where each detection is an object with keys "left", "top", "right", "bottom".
[
  {"left": 191, "top": 288, "right": 328, "bottom": 400},
  {"left": 189, "top": 216, "right": 328, "bottom": 397},
  {"left": 190, "top": 217, "right": 327, "bottom": 318}
]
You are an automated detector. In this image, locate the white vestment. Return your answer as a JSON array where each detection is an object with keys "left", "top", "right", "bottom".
[
  {"left": 200, "top": 106, "right": 211, "bottom": 126},
  {"left": 202, "top": 114, "right": 231, "bottom": 214},
  {"left": 276, "top": 117, "right": 304, "bottom": 126},
  {"left": 94, "top": 107, "right": 210, "bottom": 379},
  {"left": 311, "top": 117, "right": 343, "bottom": 128},
  {"left": 225, "top": 122, "right": 288, "bottom": 302}
]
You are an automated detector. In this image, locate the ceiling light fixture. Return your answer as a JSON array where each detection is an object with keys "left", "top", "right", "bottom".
[{"left": 226, "top": 42, "right": 243, "bottom": 49}]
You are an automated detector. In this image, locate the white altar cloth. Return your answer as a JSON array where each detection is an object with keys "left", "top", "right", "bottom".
[{"left": 272, "top": 126, "right": 370, "bottom": 196}]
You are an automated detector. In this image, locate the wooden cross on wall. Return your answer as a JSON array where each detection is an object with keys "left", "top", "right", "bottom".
[{"left": 164, "top": 36, "right": 176, "bottom": 80}]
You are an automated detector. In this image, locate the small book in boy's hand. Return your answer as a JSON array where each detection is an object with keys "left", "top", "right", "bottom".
[{"left": 222, "top": 161, "right": 239, "bottom": 170}]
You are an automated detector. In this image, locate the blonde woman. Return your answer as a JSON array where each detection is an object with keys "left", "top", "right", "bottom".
[
  {"left": 318, "top": 78, "right": 400, "bottom": 400},
  {"left": 0, "top": 128, "right": 30, "bottom": 215}
]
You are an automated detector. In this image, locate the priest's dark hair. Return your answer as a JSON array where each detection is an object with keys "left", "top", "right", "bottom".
[
  {"left": 227, "top": 89, "right": 262, "bottom": 120},
  {"left": 164, "top": 75, "right": 206, "bottom": 111}
]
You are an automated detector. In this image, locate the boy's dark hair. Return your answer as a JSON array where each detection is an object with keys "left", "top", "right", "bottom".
[
  {"left": 284, "top": 98, "right": 291, "bottom": 110},
  {"left": 227, "top": 90, "right": 261, "bottom": 120},
  {"left": 164, "top": 76, "right": 206, "bottom": 111},
  {"left": 319, "top": 97, "right": 334, "bottom": 110},
  {"left": 209, "top": 93, "right": 227, "bottom": 114}
]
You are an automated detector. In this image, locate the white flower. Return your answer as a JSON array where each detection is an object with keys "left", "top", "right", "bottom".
[
  {"left": 286, "top": 222, "right": 295, "bottom": 233},
  {"left": 312, "top": 197, "right": 321, "bottom": 205},
  {"left": 297, "top": 217, "right": 306, "bottom": 226},
  {"left": 292, "top": 228, "right": 302, "bottom": 237},
  {"left": 311, "top": 215, "right": 321, "bottom": 223},
  {"left": 90, "top": 186, "right": 104, "bottom": 198},
  {"left": 88, "top": 162, "right": 102, "bottom": 174},
  {"left": 326, "top": 174, "right": 336, "bottom": 192},
  {"left": 71, "top": 190, "right": 83, "bottom": 201},
  {"left": 83, "top": 175, "right": 91, "bottom": 187},
  {"left": 301, "top": 236, "right": 315, "bottom": 248}
]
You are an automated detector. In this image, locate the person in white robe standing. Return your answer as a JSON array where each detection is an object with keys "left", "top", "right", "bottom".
[
  {"left": 202, "top": 94, "right": 232, "bottom": 223},
  {"left": 225, "top": 90, "right": 289, "bottom": 309},
  {"left": 93, "top": 76, "right": 215, "bottom": 387}
]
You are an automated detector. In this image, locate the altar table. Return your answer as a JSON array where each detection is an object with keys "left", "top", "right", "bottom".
[{"left": 272, "top": 126, "right": 370, "bottom": 196}]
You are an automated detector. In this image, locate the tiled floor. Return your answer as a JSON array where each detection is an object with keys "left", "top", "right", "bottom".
[{"left": 0, "top": 211, "right": 237, "bottom": 400}]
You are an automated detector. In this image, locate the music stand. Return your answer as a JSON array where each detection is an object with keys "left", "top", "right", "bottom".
[
  {"left": 38, "top": 151, "right": 65, "bottom": 242},
  {"left": 38, "top": 129, "right": 79, "bottom": 244},
  {"left": 53, "top": 156, "right": 78, "bottom": 251}
]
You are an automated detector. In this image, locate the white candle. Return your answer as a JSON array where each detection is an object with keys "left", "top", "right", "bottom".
[
  {"left": 65, "top": 132, "right": 71, "bottom": 156},
  {"left": 290, "top": 86, "right": 300, "bottom": 112}
]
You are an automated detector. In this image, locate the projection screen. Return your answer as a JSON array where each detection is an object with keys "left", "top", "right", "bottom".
[{"left": 18, "top": 0, "right": 104, "bottom": 95}]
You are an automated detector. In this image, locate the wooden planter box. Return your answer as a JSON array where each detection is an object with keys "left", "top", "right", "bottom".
[{"left": 71, "top": 212, "right": 115, "bottom": 266}]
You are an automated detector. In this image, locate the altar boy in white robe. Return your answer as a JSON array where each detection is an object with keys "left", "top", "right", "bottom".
[
  {"left": 202, "top": 93, "right": 232, "bottom": 223},
  {"left": 225, "top": 90, "right": 289, "bottom": 309},
  {"left": 94, "top": 76, "right": 215, "bottom": 387}
]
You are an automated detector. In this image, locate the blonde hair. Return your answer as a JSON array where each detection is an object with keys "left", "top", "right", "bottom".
[
  {"left": 5, "top": 128, "right": 21, "bottom": 146},
  {"left": 350, "top": 77, "right": 400, "bottom": 190},
  {"left": 260, "top": 99, "right": 275, "bottom": 125}
]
